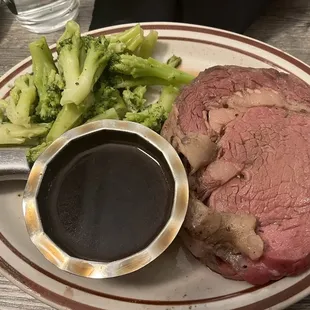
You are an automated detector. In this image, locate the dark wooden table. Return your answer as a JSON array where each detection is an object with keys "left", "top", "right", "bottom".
[{"left": 0, "top": 0, "right": 309, "bottom": 308}]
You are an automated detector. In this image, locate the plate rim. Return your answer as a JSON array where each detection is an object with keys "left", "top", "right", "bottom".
[{"left": 1, "top": 21, "right": 310, "bottom": 310}]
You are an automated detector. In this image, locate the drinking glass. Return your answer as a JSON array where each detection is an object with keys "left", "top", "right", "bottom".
[{"left": 2, "top": 0, "right": 80, "bottom": 33}]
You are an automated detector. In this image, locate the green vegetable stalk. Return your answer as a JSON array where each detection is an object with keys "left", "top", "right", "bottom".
[
  {"left": 122, "top": 85, "right": 147, "bottom": 112},
  {"left": 29, "top": 37, "right": 64, "bottom": 122},
  {"left": 5, "top": 74, "right": 37, "bottom": 127},
  {"left": 60, "top": 35, "right": 112, "bottom": 106},
  {"left": 110, "top": 24, "right": 144, "bottom": 52},
  {"left": 86, "top": 108, "right": 119, "bottom": 123},
  {"left": 0, "top": 123, "right": 51, "bottom": 145},
  {"left": 125, "top": 85, "right": 179, "bottom": 132},
  {"left": 110, "top": 75, "right": 172, "bottom": 88},
  {"left": 110, "top": 54, "right": 195, "bottom": 85},
  {"left": 167, "top": 55, "right": 182, "bottom": 68},
  {"left": 138, "top": 30, "right": 158, "bottom": 58},
  {"left": 56, "top": 20, "right": 82, "bottom": 89}
]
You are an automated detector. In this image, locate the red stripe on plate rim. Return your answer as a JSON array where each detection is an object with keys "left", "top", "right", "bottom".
[{"left": 1, "top": 23, "right": 310, "bottom": 309}]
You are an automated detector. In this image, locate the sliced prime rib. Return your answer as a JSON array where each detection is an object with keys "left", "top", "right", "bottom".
[{"left": 161, "top": 65, "right": 310, "bottom": 285}]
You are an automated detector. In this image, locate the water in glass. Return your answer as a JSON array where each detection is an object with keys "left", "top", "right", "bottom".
[{"left": 12, "top": 0, "right": 80, "bottom": 33}]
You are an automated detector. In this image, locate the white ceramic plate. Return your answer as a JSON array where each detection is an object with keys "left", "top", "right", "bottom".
[{"left": 1, "top": 22, "right": 310, "bottom": 310}]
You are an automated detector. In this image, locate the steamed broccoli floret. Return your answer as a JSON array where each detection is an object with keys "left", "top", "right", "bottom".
[
  {"left": 60, "top": 35, "right": 112, "bottom": 106},
  {"left": 110, "top": 75, "right": 171, "bottom": 88},
  {"left": 122, "top": 85, "right": 147, "bottom": 112},
  {"left": 110, "top": 24, "right": 144, "bottom": 52},
  {"left": 86, "top": 108, "right": 119, "bottom": 123},
  {"left": 109, "top": 54, "right": 194, "bottom": 85},
  {"left": 5, "top": 74, "right": 37, "bottom": 127},
  {"left": 29, "top": 37, "right": 64, "bottom": 122},
  {"left": 46, "top": 103, "right": 81, "bottom": 143},
  {"left": 106, "top": 37, "right": 127, "bottom": 54},
  {"left": 156, "top": 85, "right": 180, "bottom": 113},
  {"left": 167, "top": 55, "right": 182, "bottom": 68},
  {"left": 125, "top": 85, "right": 179, "bottom": 132},
  {"left": 46, "top": 93, "right": 95, "bottom": 143},
  {"left": 86, "top": 84, "right": 127, "bottom": 119},
  {"left": 138, "top": 30, "right": 158, "bottom": 58},
  {"left": 56, "top": 20, "right": 82, "bottom": 89},
  {"left": 125, "top": 104, "right": 166, "bottom": 132},
  {"left": 29, "top": 94, "right": 94, "bottom": 162},
  {"left": 0, "top": 123, "right": 51, "bottom": 145},
  {"left": 26, "top": 141, "right": 51, "bottom": 164}
]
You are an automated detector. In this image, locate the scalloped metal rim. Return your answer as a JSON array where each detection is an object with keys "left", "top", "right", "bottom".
[{"left": 22, "top": 120, "right": 189, "bottom": 278}]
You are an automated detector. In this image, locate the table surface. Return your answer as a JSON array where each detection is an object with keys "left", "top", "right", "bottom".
[{"left": 0, "top": 0, "right": 310, "bottom": 309}]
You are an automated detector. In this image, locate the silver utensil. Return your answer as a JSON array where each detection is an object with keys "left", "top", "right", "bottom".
[{"left": 0, "top": 147, "right": 29, "bottom": 181}]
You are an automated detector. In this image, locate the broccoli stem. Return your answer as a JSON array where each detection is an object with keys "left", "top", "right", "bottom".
[
  {"left": 167, "top": 55, "right": 182, "bottom": 68},
  {"left": 86, "top": 108, "right": 119, "bottom": 123},
  {"left": 14, "top": 91, "right": 37, "bottom": 126},
  {"left": 110, "top": 75, "right": 172, "bottom": 88},
  {"left": 109, "top": 89, "right": 127, "bottom": 118},
  {"left": 57, "top": 20, "right": 82, "bottom": 88},
  {"left": 29, "top": 37, "right": 56, "bottom": 75},
  {"left": 158, "top": 85, "right": 180, "bottom": 113},
  {"left": 46, "top": 93, "right": 95, "bottom": 142},
  {"left": 60, "top": 38, "right": 111, "bottom": 106},
  {"left": 112, "top": 24, "right": 144, "bottom": 52},
  {"left": 46, "top": 103, "right": 82, "bottom": 143},
  {"left": 0, "top": 123, "right": 50, "bottom": 145},
  {"left": 29, "top": 37, "right": 63, "bottom": 122},
  {"left": 138, "top": 30, "right": 158, "bottom": 58},
  {"left": 110, "top": 54, "right": 195, "bottom": 85}
]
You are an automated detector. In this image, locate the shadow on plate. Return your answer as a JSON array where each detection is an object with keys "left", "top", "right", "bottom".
[
  {"left": 104, "top": 236, "right": 199, "bottom": 287},
  {"left": 0, "top": 180, "right": 25, "bottom": 194}
]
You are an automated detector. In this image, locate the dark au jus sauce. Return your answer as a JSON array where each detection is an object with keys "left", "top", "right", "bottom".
[{"left": 38, "top": 131, "right": 175, "bottom": 262}]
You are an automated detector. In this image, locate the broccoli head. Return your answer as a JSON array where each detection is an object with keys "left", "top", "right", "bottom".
[
  {"left": 60, "top": 35, "right": 112, "bottom": 106},
  {"left": 27, "top": 141, "right": 51, "bottom": 164},
  {"left": 124, "top": 85, "right": 179, "bottom": 132},
  {"left": 29, "top": 37, "right": 64, "bottom": 122},
  {"left": 86, "top": 83, "right": 127, "bottom": 119},
  {"left": 122, "top": 85, "right": 147, "bottom": 112},
  {"left": 5, "top": 74, "right": 37, "bottom": 127},
  {"left": 125, "top": 104, "right": 167, "bottom": 132}
]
